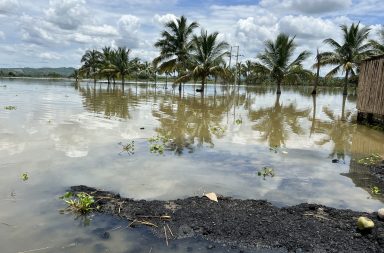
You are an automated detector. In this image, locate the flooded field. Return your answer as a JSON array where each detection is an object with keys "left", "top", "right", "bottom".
[{"left": 1, "top": 79, "right": 384, "bottom": 253}]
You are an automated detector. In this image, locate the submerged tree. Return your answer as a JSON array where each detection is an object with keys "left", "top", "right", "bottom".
[
  {"left": 256, "top": 33, "right": 311, "bottom": 94},
  {"left": 80, "top": 49, "right": 103, "bottom": 84},
  {"left": 177, "top": 30, "right": 229, "bottom": 92},
  {"left": 319, "top": 23, "right": 372, "bottom": 96},
  {"left": 113, "top": 47, "right": 131, "bottom": 86},
  {"left": 154, "top": 16, "right": 199, "bottom": 92},
  {"left": 311, "top": 49, "right": 322, "bottom": 95}
]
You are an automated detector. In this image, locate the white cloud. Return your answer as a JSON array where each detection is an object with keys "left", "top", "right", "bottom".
[
  {"left": 116, "top": 15, "right": 141, "bottom": 48},
  {"left": 278, "top": 15, "right": 338, "bottom": 39},
  {"left": 153, "top": 13, "right": 177, "bottom": 25},
  {"left": 45, "top": 0, "right": 89, "bottom": 30},
  {"left": 0, "top": 31, "right": 4, "bottom": 39},
  {"left": 0, "top": 0, "right": 19, "bottom": 14},
  {"left": 39, "top": 52, "right": 61, "bottom": 60}
]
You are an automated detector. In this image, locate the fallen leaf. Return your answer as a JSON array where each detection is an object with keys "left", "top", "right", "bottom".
[{"left": 204, "top": 192, "right": 218, "bottom": 202}]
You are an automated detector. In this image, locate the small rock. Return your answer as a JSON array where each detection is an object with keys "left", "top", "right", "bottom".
[
  {"left": 357, "top": 217, "right": 375, "bottom": 230},
  {"left": 206, "top": 244, "right": 215, "bottom": 249},
  {"left": 140, "top": 127, "right": 145, "bottom": 130},
  {"left": 332, "top": 159, "right": 339, "bottom": 163},
  {"left": 378, "top": 208, "right": 384, "bottom": 220}
]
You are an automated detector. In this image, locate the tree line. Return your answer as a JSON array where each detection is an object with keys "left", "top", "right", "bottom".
[{"left": 77, "top": 16, "right": 384, "bottom": 95}]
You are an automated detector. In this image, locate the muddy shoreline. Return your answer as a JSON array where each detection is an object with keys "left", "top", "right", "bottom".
[{"left": 70, "top": 185, "right": 384, "bottom": 252}]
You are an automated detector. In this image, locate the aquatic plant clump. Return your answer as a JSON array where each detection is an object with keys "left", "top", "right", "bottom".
[
  {"left": 148, "top": 135, "right": 172, "bottom": 155},
  {"left": 60, "top": 192, "right": 95, "bottom": 214},
  {"left": 357, "top": 153, "right": 382, "bottom": 165},
  {"left": 4, "top": 106, "right": 16, "bottom": 110},
  {"left": 258, "top": 167, "right": 275, "bottom": 179}
]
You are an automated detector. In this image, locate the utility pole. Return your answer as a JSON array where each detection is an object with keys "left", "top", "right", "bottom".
[{"left": 229, "top": 46, "right": 243, "bottom": 86}]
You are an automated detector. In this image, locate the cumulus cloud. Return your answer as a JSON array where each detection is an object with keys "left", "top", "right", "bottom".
[
  {"left": 116, "top": 15, "right": 141, "bottom": 48},
  {"left": 153, "top": 13, "right": 177, "bottom": 25},
  {"left": 235, "top": 17, "right": 278, "bottom": 55},
  {"left": 45, "top": 0, "right": 89, "bottom": 30},
  {"left": 278, "top": 15, "right": 338, "bottom": 39}
]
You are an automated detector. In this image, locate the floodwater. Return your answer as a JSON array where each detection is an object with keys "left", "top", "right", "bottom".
[{"left": 1, "top": 79, "right": 384, "bottom": 253}]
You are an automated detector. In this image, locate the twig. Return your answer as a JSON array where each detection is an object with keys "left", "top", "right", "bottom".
[
  {"left": 1, "top": 222, "right": 14, "bottom": 227},
  {"left": 164, "top": 226, "right": 168, "bottom": 246},
  {"left": 17, "top": 246, "right": 52, "bottom": 253},
  {"left": 166, "top": 224, "right": 174, "bottom": 237}
]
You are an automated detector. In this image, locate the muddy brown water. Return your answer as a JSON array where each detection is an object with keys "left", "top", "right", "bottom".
[{"left": 0, "top": 79, "right": 384, "bottom": 252}]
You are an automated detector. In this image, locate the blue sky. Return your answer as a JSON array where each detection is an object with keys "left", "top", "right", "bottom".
[{"left": 0, "top": 0, "right": 383, "bottom": 68}]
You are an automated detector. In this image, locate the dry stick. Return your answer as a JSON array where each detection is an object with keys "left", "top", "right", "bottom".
[
  {"left": 164, "top": 226, "right": 169, "bottom": 246},
  {"left": 17, "top": 246, "right": 52, "bottom": 253}
]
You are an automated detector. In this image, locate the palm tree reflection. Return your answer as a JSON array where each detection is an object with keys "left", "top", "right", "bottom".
[{"left": 249, "top": 94, "right": 310, "bottom": 148}]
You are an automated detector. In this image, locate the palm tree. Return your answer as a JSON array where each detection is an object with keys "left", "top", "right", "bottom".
[
  {"left": 101, "top": 46, "right": 117, "bottom": 85},
  {"left": 256, "top": 33, "right": 311, "bottom": 94},
  {"left": 319, "top": 23, "right": 372, "bottom": 96},
  {"left": 177, "top": 30, "right": 229, "bottom": 92},
  {"left": 311, "top": 49, "right": 322, "bottom": 95},
  {"left": 113, "top": 47, "right": 131, "bottom": 86},
  {"left": 369, "top": 26, "right": 384, "bottom": 54},
  {"left": 80, "top": 49, "right": 103, "bottom": 84},
  {"left": 154, "top": 16, "right": 199, "bottom": 92}
]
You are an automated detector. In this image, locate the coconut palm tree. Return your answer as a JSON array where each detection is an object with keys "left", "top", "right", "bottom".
[
  {"left": 154, "top": 16, "right": 199, "bottom": 92},
  {"left": 256, "top": 33, "right": 311, "bottom": 94},
  {"left": 369, "top": 26, "right": 384, "bottom": 54},
  {"left": 177, "top": 30, "right": 229, "bottom": 92},
  {"left": 100, "top": 46, "right": 117, "bottom": 85},
  {"left": 311, "top": 49, "right": 322, "bottom": 95},
  {"left": 113, "top": 47, "right": 131, "bottom": 86},
  {"left": 319, "top": 23, "right": 372, "bottom": 96},
  {"left": 80, "top": 49, "right": 103, "bottom": 84}
]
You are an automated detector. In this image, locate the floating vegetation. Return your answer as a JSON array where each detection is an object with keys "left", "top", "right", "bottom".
[
  {"left": 235, "top": 118, "right": 243, "bottom": 125},
  {"left": 150, "top": 144, "right": 165, "bottom": 154},
  {"left": 4, "top": 106, "right": 16, "bottom": 110},
  {"left": 371, "top": 186, "right": 381, "bottom": 195},
  {"left": 21, "top": 172, "right": 29, "bottom": 181},
  {"left": 60, "top": 192, "right": 95, "bottom": 214},
  {"left": 258, "top": 167, "right": 275, "bottom": 179},
  {"left": 210, "top": 125, "right": 225, "bottom": 136},
  {"left": 119, "top": 141, "right": 135, "bottom": 155},
  {"left": 148, "top": 135, "right": 172, "bottom": 155},
  {"left": 357, "top": 153, "right": 382, "bottom": 165}
]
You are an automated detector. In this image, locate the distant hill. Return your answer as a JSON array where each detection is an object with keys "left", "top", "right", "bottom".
[{"left": 0, "top": 67, "right": 76, "bottom": 78}]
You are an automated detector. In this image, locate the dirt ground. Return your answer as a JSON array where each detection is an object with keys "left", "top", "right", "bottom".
[{"left": 70, "top": 185, "right": 384, "bottom": 253}]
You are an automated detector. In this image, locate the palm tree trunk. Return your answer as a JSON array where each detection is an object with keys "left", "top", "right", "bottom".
[
  {"left": 201, "top": 76, "right": 206, "bottom": 92},
  {"left": 165, "top": 74, "right": 168, "bottom": 89},
  {"left": 122, "top": 75, "right": 125, "bottom": 88},
  {"left": 312, "top": 64, "right": 320, "bottom": 95},
  {"left": 341, "top": 95, "right": 347, "bottom": 121},
  {"left": 107, "top": 76, "right": 110, "bottom": 85},
  {"left": 343, "top": 69, "right": 349, "bottom": 96},
  {"left": 277, "top": 79, "right": 282, "bottom": 94}
]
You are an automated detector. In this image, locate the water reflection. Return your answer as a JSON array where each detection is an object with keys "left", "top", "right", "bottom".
[{"left": 249, "top": 94, "right": 310, "bottom": 148}]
